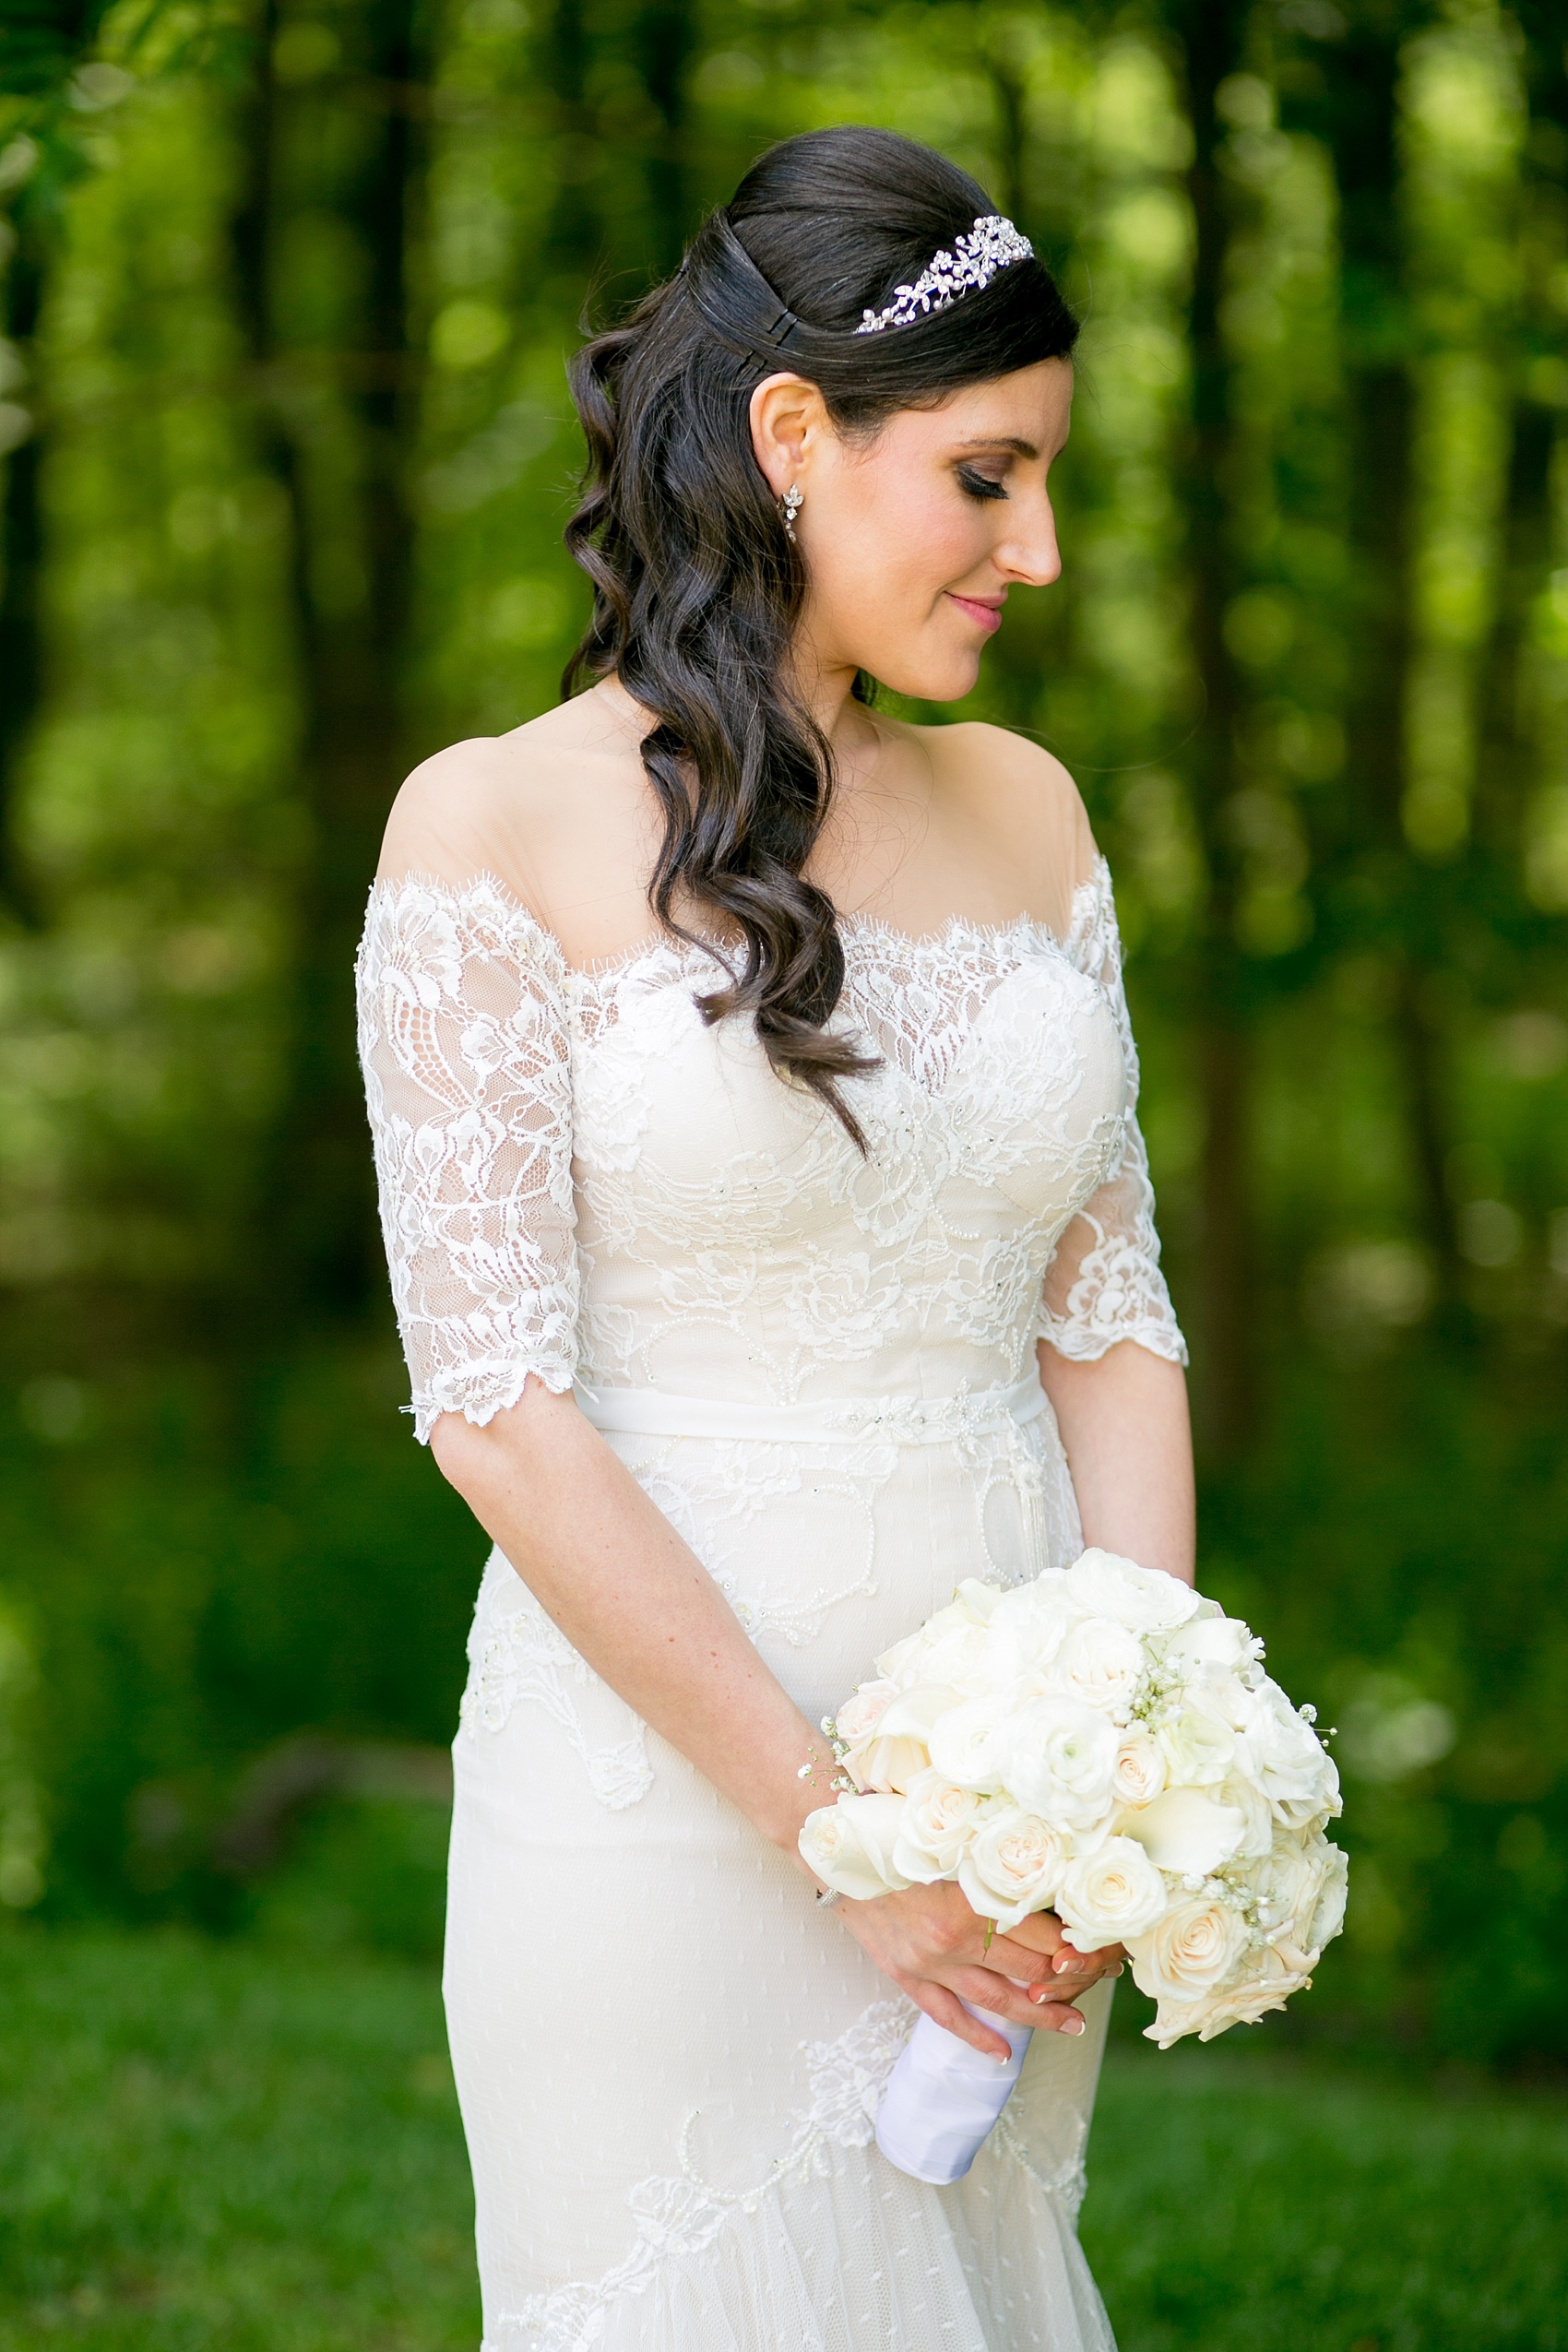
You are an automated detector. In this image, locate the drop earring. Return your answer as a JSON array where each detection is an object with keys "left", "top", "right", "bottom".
[{"left": 780, "top": 483, "right": 803, "bottom": 542}]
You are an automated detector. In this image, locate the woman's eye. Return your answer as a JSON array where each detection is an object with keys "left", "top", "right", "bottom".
[{"left": 957, "top": 465, "right": 1008, "bottom": 503}]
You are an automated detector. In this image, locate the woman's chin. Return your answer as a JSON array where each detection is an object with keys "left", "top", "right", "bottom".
[{"left": 870, "top": 648, "right": 986, "bottom": 706}]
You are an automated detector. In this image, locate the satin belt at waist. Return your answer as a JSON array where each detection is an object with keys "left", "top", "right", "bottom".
[{"left": 573, "top": 1373, "right": 1048, "bottom": 1448}]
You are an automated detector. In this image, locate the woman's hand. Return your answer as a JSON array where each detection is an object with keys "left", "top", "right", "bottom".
[{"left": 835, "top": 1881, "right": 1123, "bottom": 2061}]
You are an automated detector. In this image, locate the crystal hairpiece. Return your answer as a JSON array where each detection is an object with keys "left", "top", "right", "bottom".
[{"left": 855, "top": 215, "right": 1035, "bottom": 335}]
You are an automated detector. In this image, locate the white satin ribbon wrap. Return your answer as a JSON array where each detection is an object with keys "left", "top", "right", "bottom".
[{"left": 875, "top": 1997, "right": 1033, "bottom": 2185}]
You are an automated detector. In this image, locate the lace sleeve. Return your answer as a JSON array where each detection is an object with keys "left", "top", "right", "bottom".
[
  {"left": 356, "top": 873, "right": 579, "bottom": 1443},
  {"left": 1037, "top": 861, "right": 1188, "bottom": 1366}
]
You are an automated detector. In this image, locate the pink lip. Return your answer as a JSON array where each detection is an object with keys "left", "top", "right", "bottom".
[{"left": 948, "top": 592, "right": 1004, "bottom": 635}]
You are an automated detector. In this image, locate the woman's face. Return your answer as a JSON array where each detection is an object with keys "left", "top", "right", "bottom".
[{"left": 751, "top": 358, "right": 1074, "bottom": 704}]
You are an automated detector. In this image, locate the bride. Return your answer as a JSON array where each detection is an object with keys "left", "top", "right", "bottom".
[{"left": 358, "top": 124, "right": 1194, "bottom": 2352}]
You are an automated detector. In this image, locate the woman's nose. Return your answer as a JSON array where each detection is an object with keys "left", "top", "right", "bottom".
[{"left": 999, "top": 495, "right": 1062, "bottom": 589}]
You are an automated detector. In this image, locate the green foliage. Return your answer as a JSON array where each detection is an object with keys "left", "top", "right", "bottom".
[{"left": 0, "top": 0, "right": 1564, "bottom": 2066}]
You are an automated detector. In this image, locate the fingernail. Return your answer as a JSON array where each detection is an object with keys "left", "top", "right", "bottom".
[{"left": 1064, "top": 2014, "right": 1085, "bottom": 2035}]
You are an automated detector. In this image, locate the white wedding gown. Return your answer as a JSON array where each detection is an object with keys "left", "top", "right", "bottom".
[{"left": 357, "top": 855, "right": 1186, "bottom": 2352}]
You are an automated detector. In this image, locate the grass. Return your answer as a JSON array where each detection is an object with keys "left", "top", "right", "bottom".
[
  {"left": 0, "top": 1924, "right": 1564, "bottom": 2351},
  {"left": 0, "top": 1926, "right": 478, "bottom": 2350},
  {"left": 1085, "top": 2042, "right": 1568, "bottom": 2352}
]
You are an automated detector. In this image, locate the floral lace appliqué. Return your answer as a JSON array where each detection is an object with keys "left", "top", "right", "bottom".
[{"left": 488, "top": 1996, "right": 1089, "bottom": 2352}]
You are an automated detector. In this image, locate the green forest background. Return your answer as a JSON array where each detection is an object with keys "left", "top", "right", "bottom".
[{"left": 0, "top": 0, "right": 1564, "bottom": 2073}]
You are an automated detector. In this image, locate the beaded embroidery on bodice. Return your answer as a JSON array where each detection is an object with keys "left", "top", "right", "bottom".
[{"left": 356, "top": 857, "right": 1184, "bottom": 1445}]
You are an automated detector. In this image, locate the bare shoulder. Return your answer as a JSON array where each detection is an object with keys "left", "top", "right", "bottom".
[
  {"left": 374, "top": 686, "right": 659, "bottom": 958},
  {"left": 918, "top": 720, "right": 1098, "bottom": 911},
  {"left": 377, "top": 732, "right": 536, "bottom": 891}
]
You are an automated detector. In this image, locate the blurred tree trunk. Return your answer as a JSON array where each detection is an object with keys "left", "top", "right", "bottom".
[
  {"left": 631, "top": 0, "right": 695, "bottom": 278},
  {"left": 1166, "top": 0, "right": 1256, "bottom": 1459},
  {"left": 0, "top": 206, "right": 45, "bottom": 927},
  {"left": 1476, "top": 6, "right": 1568, "bottom": 877},
  {"left": 1287, "top": 5, "right": 1461, "bottom": 1306},
  {"left": 1474, "top": 400, "right": 1553, "bottom": 873},
  {"left": 231, "top": 0, "right": 429, "bottom": 1327}
]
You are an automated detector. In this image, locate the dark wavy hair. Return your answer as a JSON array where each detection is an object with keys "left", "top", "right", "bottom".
[{"left": 563, "top": 125, "right": 1078, "bottom": 1141}]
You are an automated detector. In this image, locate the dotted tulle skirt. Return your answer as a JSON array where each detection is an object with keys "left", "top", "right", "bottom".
[{"left": 443, "top": 1401, "right": 1119, "bottom": 2352}]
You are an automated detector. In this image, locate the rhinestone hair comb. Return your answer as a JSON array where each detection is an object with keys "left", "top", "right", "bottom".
[{"left": 855, "top": 215, "right": 1035, "bottom": 335}]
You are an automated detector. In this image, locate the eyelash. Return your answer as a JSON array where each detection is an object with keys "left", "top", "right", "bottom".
[{"left": 957, "top": 465, "right": 1008, "bottom": 503}]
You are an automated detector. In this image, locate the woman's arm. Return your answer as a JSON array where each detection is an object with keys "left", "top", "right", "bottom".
[
  {"left": 1036, "top": 1337, "right": 1195, "bottom": 1583},
  {"left": 434, "top": 1381, "right": 1119, "bottom": 2057}
]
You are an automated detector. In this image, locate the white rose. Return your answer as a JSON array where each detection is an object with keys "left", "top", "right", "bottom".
[
  {"left": 1217, "top": 1774, "right": 1275, "bottom": 1862},
  {"left": 957, "top": 1808, "right": 1070, "bottom": 1930},
  {"left": 839, "top": 1681, "right": 956, "bottom": 1794},
  {"left": 997, "top": 1695, "right": 1118, "bottom": 1835},
  {"left": 891, "top": 1766, "right": 991, "bottom": 1883},
  {"left": 1244, "top": 1826, "right": 1317, "bottom": 1940},
  {"left": 1241, "top": 1679, "right": 1338, "bottom": 1821},
  {"left": 1301, "top": 1837, "right": 1348, "bottom": 1954},
  {"left": 927, "top": 1693, "right": 1014, "bottom": 1792},
  {"left": 980, "top": 1574, "right": 1078, "bottom": 1688},
  {"left": 953, "top": 1577, "right": 1004, "bottom": 1624},
  {"left": 1112, "top": 1726, "right": 1168, "bottom": 1807},
  {"left": 1057, "top": 1835, "right": 1169, "bottom": 1951},
  {"left": 798, "top": 1794, "right": 911, "bottom": 1900},
  {"left": 1160, "top": 1614, "right": 1264, "bottom": 1682},
  {"left": 1063, "top": 1549, "right": 1201, "bottom": 1633},
  {"left": 1118, "top": 1784, "right": 1246, "bottom": 1876},
  {"left": 876, "top": 1594, "right": 992, "bottom": 1695},
  {"left": 1158, "top": 1705, "right": 1236, "bottom": 1788},
  {"left": 1051, "top": 1616, "right": 1146, "bottom": 1715},
  {"left": 1127, "top": 1895, "right": 1248, "bottom": 2004},
  {"left": 1185, "top": 1668, "right": 1260, "bottom": 1738}
]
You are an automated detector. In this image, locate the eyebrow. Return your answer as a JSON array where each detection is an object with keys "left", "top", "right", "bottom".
[{"left": 953, "top": 435, "right": 1040, "bottom": 458}]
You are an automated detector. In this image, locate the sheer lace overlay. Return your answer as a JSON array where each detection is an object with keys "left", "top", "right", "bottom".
[
  {"left": 357, "top": 858, "right": 1184, "bottom": 1443},
  {"left": 357, "top": 880, "right": 578, "bottom": 1438},
  {"left": 359, "top": 854, "right": 1181, "bottom": 2352}
]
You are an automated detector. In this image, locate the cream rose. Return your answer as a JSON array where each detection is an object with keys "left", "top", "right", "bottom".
[
  {"left": 1112, "top": 1726, "right": 1168, "bottom": 1808},
  {"left": 833, "top": 1681, "right": 896, "bottom": 1748},
  {"left": 891, "top": 1767, "right": 992, "bottom": 1883},
  {"left": 1143, "top": 1942, "right": 1308, "bottom": 2046},
  {"left": 1063, "top": 1549, "right": 1201, "bottom": 1633},
  {"left": 798, "top": 1793, "right": 910, "bottom": 1900},
  {"left": 1118, "top": 1783, "right": 1246, "bottom": 1876},
  {"left": 957, "top": 1808, "right": 1070, "bottom": 1930},
  {"left": 997, "top": 1695, "right": 1118, "bottom": 1835},
  {"left": 1051, "top": 1615, "right": 1146, "bottom": 1715},
  {"left": 1057, "top": 1835, "right": 1169, "bottom": 1950},
  {"left": 838, "top": 1681, "right": 954, "bottom": 1794},
  {"left": 1127, "top": 1895, "right": 1248, "bottom": 2004}
]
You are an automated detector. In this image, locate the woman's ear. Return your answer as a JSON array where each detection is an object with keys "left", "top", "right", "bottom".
[{"left": 749, "top": 373, "right": 828, "bottom": 495}]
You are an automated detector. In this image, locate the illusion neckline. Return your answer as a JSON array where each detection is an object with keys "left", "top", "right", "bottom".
[{"left": 365, "top": 859, "right": 1110, "bottom": 986}]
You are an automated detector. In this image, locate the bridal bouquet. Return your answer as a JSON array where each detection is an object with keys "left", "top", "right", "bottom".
[{"left": 801, "top": 1550, "right": 1347, "bottom": 2060}]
